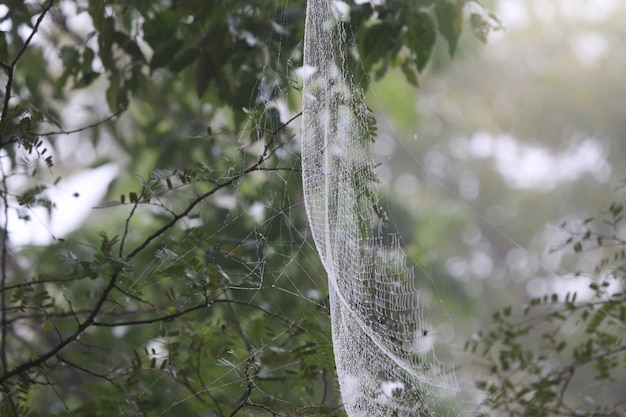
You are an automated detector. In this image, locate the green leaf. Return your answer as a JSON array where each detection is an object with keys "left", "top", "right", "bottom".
[
  {"left": 610, "top": 202, "right": 623, "bottom": 216},
  {"left": 470, "top": 13, "right": 490, "bottom": 43},
  {"left": 407, "top": 12, "right": 436, "bottom": 72},
  {"left": 0, "top": 31, "right": 9, "bottom": 62},
  {"left": 41, "top": 319, "right": 53, "bottom": 331},
  {"left": 263, "top": 107, "right": 281, "bottom": 135},
  {"left": 169, "top": 46, "right": 199, "bottom": 73},
  {"left": 400, "top": 61, "right": 418, "bottom": 87},
  {"left": 150, "top": 38, "right": 184, "bottom": 70},
  {"left": 77, "top": 71, "right": 100, "bottom": 88},
  {"left": 112, "top": 30, "right": 145, "bottom": 63},
  {"left": 143, "top": 10, "right": 188, "bottom": 45},
  {"left": 58, "top": 45, "right": 80, "bottom": 87},
  {"left": 105, "top": 81, "right": 128, "bottom": 112},
  {"left": 17, "top": 185, "right": 47, "bottom": 206},
  {"left": 586, "top": 308, "right": 606, "bottom": 334},
  {"left": 98, "top": 16, "right": 115, "bottom": 68},
  {"left": 87, "top": 2, "right": 104, "bottom": 28},
  {"left": 196, "top": 52, "right": 215, "bottom": 98},
  {"left": 435, "top": 0, "right": 464, "bottom": 56},
  {"left": 360, "top": 21, "right": 401, "bottom": 70}
]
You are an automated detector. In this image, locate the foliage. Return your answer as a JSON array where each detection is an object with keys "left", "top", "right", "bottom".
[
  {"left": 468, "top": 202, "right": 626, "bottom": 416},
  {"left": 0, "top": 1, "right": 496, "bottom": 416}
]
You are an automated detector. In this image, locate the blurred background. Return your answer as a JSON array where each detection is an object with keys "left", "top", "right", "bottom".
[{"left": 369, "top": 0, "right": 626, "bottom": 332}]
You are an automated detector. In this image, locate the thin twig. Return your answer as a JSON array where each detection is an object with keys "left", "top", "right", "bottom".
[
  {"left": 225, "top": 292, "right": 254, "bottom": 354},
  {"left": 1, "top": 160, "right": 10, "bottom": 375},
  {"left": 1, "top": 0, "right": 55, "bottom": 122},
  {"left": 189, "top": 337, "right": 225, "bottom": 415},
  {"left": 56, "top": 356, "right": 111, "bottom": 380},
  {"left": 119, "top": 187, "right": 144, "bottom": 258},
  {"left": 63, "top": 294, "right": 81, "bottom": 327},
  {"left": 39, "top": 369, "right": 71, "bottom": 412},
  {"left": 228, "top": 365, "right": 255, "bottom": 417},
  {"left": 255, "top": 167, "right": 301, "bottom": 173},
  {"left": 92, "top": 298, "right": 295, "bottom": 328},
  {"left": 0, "top": 275, "right": 91, "bottom": 293},
  {"left": 272, "top": 112, "right": 302, "bottom": 137},
  {"left": 117, "top": 115, "right": 301, "bottom": 260},
  {"left": 246, "top": 401, "right": 285, "bottom": 417},
  {"left": 37, "top": 111, "right": 123, "bottom": 136},
  {"left": 3, "top": 303, "right": 162, "bottom": 324},
  {"left": 113, "top": 283, "right": 162, "bottom": 309}
]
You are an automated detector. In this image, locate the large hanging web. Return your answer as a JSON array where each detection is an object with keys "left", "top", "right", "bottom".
[{"left": 301, "top": 1, "right": 458, "bottom": 415}]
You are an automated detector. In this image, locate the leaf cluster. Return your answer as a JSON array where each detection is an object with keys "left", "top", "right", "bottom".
[
  {"left": 468, "top": 202, "right": 626, "bottom": 417},
  {"left": 346, "top": 0, "right": 501, "bottom": 88}
]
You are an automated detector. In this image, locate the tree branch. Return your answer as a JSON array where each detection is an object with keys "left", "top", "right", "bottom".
[
  {"left": 36, "top": 111, "right": 123, "bottom": 136},
  {"left": 0, "top": 109, "right": 303, "bottom": 395},
  {"left": 0, "top": 267, "right": 122, "bottom": 386},
  {"left": 1, "top": 158, "right": 10, "bottom": 374},
  {"left": 1, "top": 0, "right": 55, "bottom": 123},
  {"left": 0, "top": 274, "right": 92, "bottom": 293},
  {"left": 123, "top": 123, "right": 298, "bottom": 261},
  {"left": 228, "top": 364, "right": 255, "bottom": 417},
  {"left": 92, "top": 298, "right": 295, "bottom": 328},
  {"left": 118, "top": 187, "right": 144, "bottom": 258}
]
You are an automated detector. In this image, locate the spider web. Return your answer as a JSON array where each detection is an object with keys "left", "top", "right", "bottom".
[{"left": 300, "top": 1, "right": 457, "bottom": 415}]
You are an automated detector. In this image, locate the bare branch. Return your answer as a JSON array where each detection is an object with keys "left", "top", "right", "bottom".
[
  {"left": 272, "top": 111, "right": 302, "bottom": 137},
  {"left": 92, "top": 298, "right": 295, "bottom": 328},
  {"left": 37, "top": 111, "right": 123, "bottom": 136},
  {"left": 119, "top": 187, "right": 144, "bottom": 258}
]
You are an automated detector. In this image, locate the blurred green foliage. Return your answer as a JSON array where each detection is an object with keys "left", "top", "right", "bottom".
[{"left": 468, "top": 202, "right": 626, "bottom": 416}]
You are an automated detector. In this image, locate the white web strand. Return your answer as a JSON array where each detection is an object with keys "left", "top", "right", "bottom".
[{"left": 301, "top": 1, "right": 458, "bottom": 416}]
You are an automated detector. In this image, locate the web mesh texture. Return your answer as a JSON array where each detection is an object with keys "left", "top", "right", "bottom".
[{"left": 301, "top": 1, "right": 457, "bottom": 415}]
